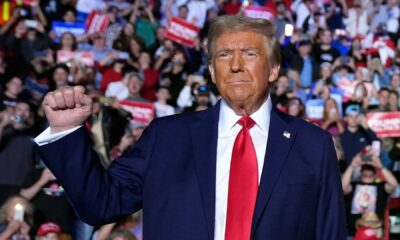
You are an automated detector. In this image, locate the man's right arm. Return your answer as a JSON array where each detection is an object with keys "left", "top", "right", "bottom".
[
  {"left": 35, "top": 118, "right": 157, "bottom": 226},
  {"left": 35, "top": 86, "right": 154, "bottom": 226}
]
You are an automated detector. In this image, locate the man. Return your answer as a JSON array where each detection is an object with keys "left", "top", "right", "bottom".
[
  {"left": 0, "top": 99, "right": 38, "bottom": 205},
  {"left": 339, "top": 104, "right": 378, "bottom": 166},
  {"left": 35, "top": 16, "right": 346, "bottom": 239},
  {"left": 342, "top": 154, "right": 398, "bottom": 236}
]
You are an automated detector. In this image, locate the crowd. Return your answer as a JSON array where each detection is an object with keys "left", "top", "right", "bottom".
[{"left": 0, "top": 0, "right": 398, "bottom": 239}]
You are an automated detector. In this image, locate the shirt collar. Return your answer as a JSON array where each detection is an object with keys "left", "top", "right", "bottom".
[{"left": 218, "top": 96, "right": 272, "bottom": 136}]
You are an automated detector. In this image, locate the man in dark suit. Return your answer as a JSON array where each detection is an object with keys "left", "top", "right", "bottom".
[{"left": 34, "top": 15, "right": 346, "bottom": 239}]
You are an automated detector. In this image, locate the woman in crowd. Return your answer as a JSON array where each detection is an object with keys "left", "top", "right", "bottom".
[
  {"left": 319, "top": 98, "right": 345, "bottom": 136},
  {"left": 0, "top": 196, "right": 34, "bottom": 240}
]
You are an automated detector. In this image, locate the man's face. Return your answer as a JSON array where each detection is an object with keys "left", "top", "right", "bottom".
[
  {"left": 378, "top": 90, "right": 389, "bottom": 106},
  {"left": 53, "top": 68, "right": 68, "bottom": 84},
  {"left": 208, "top": 31, "right": 279, "bottom": 114},
  {"left": 15, "top": 102, "right": 31, "bottom": 120},
  {"left": 345, "top": 114, "right": 359, "bottom": 128},
  {"left": 321, "top": 31, "right": 332, "bottom": 45},
  {"left": 128, "top": 76, "right": 143, "bottom": 95},
  {"left": 361, "top": 169, "right": 375, "bottom": 184},
  {"left": 39, "top": 233, "right": 59, "bottom": 240},
  {"left": 6, "top": 77, "right": 23, "bottom": 95}
]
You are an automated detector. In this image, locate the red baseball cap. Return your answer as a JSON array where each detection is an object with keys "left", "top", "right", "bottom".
[
  {"left": 37, "top": 222, "right": 61, "bottom": 236},
  {"left": 353, "top": 227, "right": 379, "bottom": 240}
]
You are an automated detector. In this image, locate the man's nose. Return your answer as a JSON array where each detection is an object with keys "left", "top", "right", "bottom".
[{"left": 230, "top": 52, "right": 244, "bottom": 73}]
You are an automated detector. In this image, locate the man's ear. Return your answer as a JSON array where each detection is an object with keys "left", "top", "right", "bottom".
[
  {"left": 208, "top": 63, "right": 216, "bottom": 84},
  {"left": 268, "top": 64, "right": 280, "bottom": 83}
]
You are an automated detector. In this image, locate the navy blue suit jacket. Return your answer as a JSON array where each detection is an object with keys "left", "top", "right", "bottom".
[{"left": 36, "top": 103, "right": 347, "bottom": 239}]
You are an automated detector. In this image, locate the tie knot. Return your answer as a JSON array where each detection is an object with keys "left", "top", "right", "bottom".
[{"left": 238, "top": 116, "right": 256, "bottom": 129}]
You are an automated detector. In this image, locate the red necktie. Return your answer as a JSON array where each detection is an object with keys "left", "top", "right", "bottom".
[{"left": 225, "top": 116, "right": 258, "bottom": 240}]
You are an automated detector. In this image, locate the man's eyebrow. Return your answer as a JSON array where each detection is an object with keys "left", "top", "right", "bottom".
[
  {"left": 240, "top": 47, "right": 261, "bottom": 52},
  {"left": 215, "top": 48, "right": 233, "bottom": 54}
]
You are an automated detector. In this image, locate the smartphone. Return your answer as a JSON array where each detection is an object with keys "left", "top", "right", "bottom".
[
  {"left": 329, "top": 108, "right": 337, "bottom": 118},
  {"left": 118, "top": 52, "right": 130, "bottom": 60},
  {"left": 284, "top": 24, "right": 294, "bottom": 37},
  {"left": 25, "top": 19, "right": 38, "bottom": 28},
  {"left": 13, "top": 204, "right": 24, "bottom": 221},
  {"left": 372, "top": 140, "right": 381, "bottom": 157},
  {"left": 20, "top": 9, "right": 28, "bottom": 17}
]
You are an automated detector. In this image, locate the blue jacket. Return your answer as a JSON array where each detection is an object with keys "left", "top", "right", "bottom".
[{"left": 35, "top": 102, "right": 347, "bottom": 239}]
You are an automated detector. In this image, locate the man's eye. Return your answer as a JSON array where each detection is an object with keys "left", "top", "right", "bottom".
[
  {"left": 246, "top": 52, "right": 257, "bottom": 57},
  {"left": 217, "top": 52, "right": 230, "bottom": 59}
]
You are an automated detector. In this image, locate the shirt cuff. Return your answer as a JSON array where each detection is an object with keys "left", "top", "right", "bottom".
[{"left": 34, "top": 125, "right": 83, "bottom": 146}]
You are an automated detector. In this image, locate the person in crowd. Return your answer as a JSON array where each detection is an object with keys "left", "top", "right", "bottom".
[
  {"left": 138, "top": 52, "right": 159, "bottom": 102},
  {"left": 88, "top": 95, "right": 131, "bottom": 165},
  {"left": 107, "top": 229, "right": 137, "bottom": 240},
  {"left": 56, "top": 32, "right": 78, "bottom": 52},
  {"left": 0, "top": 100, "right": 38, "bottom": 205},
  {"left": 319, "top": 98, "right": 345, "bottom": 136},
  {"left": 289, "top": 40, "right": 320, "bottom": 89},
  {"left": 271, "top": 74, "right": 291, "bottom": 109},
  {"left": 125, "top": 72, "right": 150, "bottom": 103},
  {"left": 160, "top": 50, "right": 190, "bottom": 107},
  {"left": 154, "top": 86, "right": 175, "bottom": 118},
  {"left": 36, "top": 222, "right": 61, "bottom": 240},
  {"left": 344, "top": 0, "right": 369, "bottom": 37},
  {"left": 47, "top": 64, "right": 70, "bottom": 91},
  {"left": 388, "top": 89, "right": 399, "bottom": 111},
  {"left": 93, "top": 212, "right": 142, "bottom": 240},
  {"left": 129, "top": 1, "right": 156, "bottom": 50},
  {"left": 183, "top": 84, "right": 213, "bottom": 112},
  {"left": 0, "top": 196, "right": 33, "bottom": 240},
  {"left": 99, "top": 58, "right": 127, "bottom": 93},
  {"left": 339, "top": 104, "right": 379, "bottom": 166},
  {"left": 313, "top": 29, "right": 341, "bottom": 65},
  {"left": 369, "top": 87, "right": 391, "bottom": 112},
  {"left": 342, "top": 153, "right": 398, "bottom": 236},
  {"left": 286, "top": 96, "right": 306, "bottom": 119},
  {"left": 0, "top": 77, "right": 24, "bottom": 111},
  {"left": 113, "top": 23, "right": 136, "bottom": 52}
]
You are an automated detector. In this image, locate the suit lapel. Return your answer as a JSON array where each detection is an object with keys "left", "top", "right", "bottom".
[
  {"left": 190, "top": 102, "right": 220, "bottom": 240},
  {"left": 251, "top": 108, "right": 297, "bottom": 235}
]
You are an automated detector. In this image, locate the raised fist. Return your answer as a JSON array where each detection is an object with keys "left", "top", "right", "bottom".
[{"left": 43, "top": 86, "right": 93, "bottom": 134}]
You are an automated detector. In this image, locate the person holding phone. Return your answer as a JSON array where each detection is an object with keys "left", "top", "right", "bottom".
[
  {"left": 0, "top": 196, "right": 33, "bottom": 240},
  {"left": 342, "top": 152, "right": 398, "bottom": 237}
]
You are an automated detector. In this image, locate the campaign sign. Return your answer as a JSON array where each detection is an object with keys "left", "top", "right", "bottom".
[
  {"left": 86, "top": 11, "right": 110, "bottom": 34},
  {"left": 367, "top": 112, "right": 400, "bottom": 138},
  {"left": 76, "top": 0, "right": 100, "bottom": 14},
  {"left": 23, "top": 0, "right": 37, "bottom": 6},
  {"left": 306, "top": 99, "right": 324, "bottom": 120},
  {"left": 57, "top": 50, "right": 95, "bottom": 67},
  {"left": 119, "top": 100, "right": 155, "bottom": 125},
  {"left": 243, "top": 6, "right": 276, "bottom": 20},
  {"left": 165, "top": 17, "right": 199, "bottom": 48},
  {"left": 52, "top": 21, "right": 86, "bottom": 37},
  {"left": 337, "top": 78, "right": 357, "bottom": 102}
]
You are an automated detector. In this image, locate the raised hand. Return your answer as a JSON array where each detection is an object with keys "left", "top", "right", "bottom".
[{"left": 42, "top": 86, "right": 93, "bottom": 134}]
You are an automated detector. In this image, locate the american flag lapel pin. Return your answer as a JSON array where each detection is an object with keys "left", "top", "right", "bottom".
[{"left": 283, "top": 131, "right": 290, "bottom": 139}]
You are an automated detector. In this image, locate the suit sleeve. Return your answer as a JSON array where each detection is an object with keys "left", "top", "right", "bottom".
[
  {"left": 315, "top": 134, "right": 347, "bottom": 239},
  {"left": 34, "top": 120, "right": 158, "bottom": 226}
]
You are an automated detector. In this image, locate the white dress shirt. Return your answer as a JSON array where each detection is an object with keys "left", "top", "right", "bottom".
[
  {"left": 34, "top": 97, "right": 272, "bottom": 240},
  {"left": 214, "top": 98, "right": 271, "bottom": 240}
]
